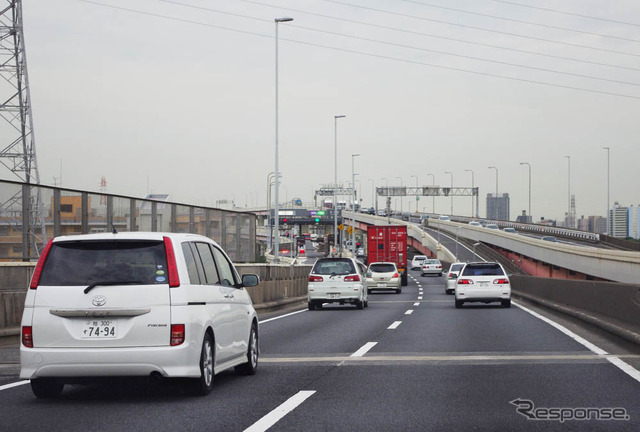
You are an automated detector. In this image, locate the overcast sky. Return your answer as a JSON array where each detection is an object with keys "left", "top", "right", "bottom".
[{"left": 14, "top": 0, "right": 640, "bottom": 222}]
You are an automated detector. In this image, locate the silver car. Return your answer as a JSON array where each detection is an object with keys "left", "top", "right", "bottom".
[
  {"left": 366, "top": 262, "right": 401, "bottom": 294},
  {"left": 420, "top": 259, "right": 443, "bottom": 276}
]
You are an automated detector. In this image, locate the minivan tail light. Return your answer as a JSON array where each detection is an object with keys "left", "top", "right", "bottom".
[
  {"left": 493, "top": 278, "right": 510, "bottom": 284},
  {"left": 344, "top": 275, "right": 360, "bottom": 282},
  {"left": 458, "top": 278, "right": 474, "bottom": 285},
  {"left": 170, "top": 324, "right": 185, "bottom": 346},
  {"left": 309, "top": 275, "right": 323, "bottom": 282},
  {"left": 30, "top": 239, "right": 53, "bottom": 289},
  {"left": 163, "top": 236, "right": 180, "bottom": 287},
  {"left": 22, "top": 326, "right": 33, "bottom": 348}
]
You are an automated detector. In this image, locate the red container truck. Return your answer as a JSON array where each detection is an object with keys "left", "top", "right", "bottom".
[{"left": 366, "top": 225, "right": 408, "bottom": 286}]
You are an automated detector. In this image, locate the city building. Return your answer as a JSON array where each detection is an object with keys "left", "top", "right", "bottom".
[
  {"left": 515, "top": 210, "right": 532, "bottom": 224},
  {"left": 486, "top": 193, "right": 510, "bottom": 221},
  {"left": 610, "top": 203, "right": 629, "bottom": 238}
]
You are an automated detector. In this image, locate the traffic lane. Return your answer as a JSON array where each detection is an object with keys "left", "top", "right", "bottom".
[
  {"left": 0, "top": 364, "right": 338, "bottom": 432},
  {"left": 383, "top": 270, "right": 596, "bottom": 353},
  {"left": 259, "top": 278, "right": 422, "bottom": 356},
  {"left": 269, "top": 362, "right": 640, "bottom": 431}
]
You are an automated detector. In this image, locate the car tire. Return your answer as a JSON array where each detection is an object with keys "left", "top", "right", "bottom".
[
  {"left": 501, "top": 299, "right": 511, "bottom": 308},
  {"left": 356, "top": 297, "right": 364, "bottom": 309},
  {"left": 235, "top": 324, "right": 258, "bottom": 376},
  {"left": 455, "top": 299, "right": 463, "bottom": 309},
  {"left": 395, "top": 288, "right": 401, "bottom": 294},
  {"left": 308, "top": 301, "right": 315, "bottom": 311},
  {"left": 30, "top": 378, "right": 64, "bottom": 399},
  {"left": 193, "top": 332, "right": 215, "bottom": 396},
  {"left": 316, "top": 301, "right": 323, "bottom": 309},
  {"left": 364, "top": 300, "right": 369, "bottom": 308},
  {"left": 367, "top": 289, "right": 371, "bottom": 295}
]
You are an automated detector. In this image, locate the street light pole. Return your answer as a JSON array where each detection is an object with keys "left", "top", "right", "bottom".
[
  {"left": 351, "top": 154, "right": 360, "bottom": 254},
  {"left": 274, "top": 16, "right": 293, "bottom": 263},
  {"left": 519, "top": 162, "right": 531, "bottom": 222},
  {"left": 465, "top": 169, "right": 475, "bottom": 218},
  {"left": 368, "top": 179, "right": 374, "bottom": 209},
  {"left": 567, "top": 155, "right": 571, "bottom": 227},
  {"left": 602, "top": 147, "right": 610, "bottom": 235},
  {"left": 427, "top": 173, "right": 435, "bottom": 215},
  {"left": 334, "top": 114, "right": 345, "bottom": 255},
  {"left": 488, "top": 166, "right": 498, "bottom": 220},
  {"left": 444, "top": 171, "right": 453, "bottom": 216},
  {"left": 381, "top": 177, "right": 388, "bottom": 215},
  {"left": 411, "top": 175, "right": 419, "bottom": 215},
  {"left": 395, "top": 177, "right": 403, "bottom": 213}
]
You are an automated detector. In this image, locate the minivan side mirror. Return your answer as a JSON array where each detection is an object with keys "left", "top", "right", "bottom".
[{"left": 240, "top": 274, "right": 260, "bottom": 288}]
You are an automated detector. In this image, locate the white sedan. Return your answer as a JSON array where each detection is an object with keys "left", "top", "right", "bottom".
[{"left": 455, "top": 262, "right": 511, "bottom": 308}]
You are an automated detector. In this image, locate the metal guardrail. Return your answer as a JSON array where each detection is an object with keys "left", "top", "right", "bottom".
[{"left": 0, "top": 180, "right": 256, "bottom": 262}]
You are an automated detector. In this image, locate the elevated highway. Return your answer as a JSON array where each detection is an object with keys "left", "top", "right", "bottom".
[{"left": 345, "top": 211, "right": 640, "bottom": 285}]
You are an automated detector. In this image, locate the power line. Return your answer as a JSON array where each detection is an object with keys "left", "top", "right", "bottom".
[
  {"left": 227, "top": 0, "right": 640, "bottom": 73},
  {"left": 399, "top": 0, "right": 640, "bottom": 43},
  {"left": 162, "top": 0, "right": 640, "bottom": 84},
  {"left": 489, "top": 0, "right": 640, "bottom": 28},
  {"left": 319, "top": 0, "right": 640, "bottom": 58},
  {"left": 78, "top": 1, "right": 640, "bottom": 100}
]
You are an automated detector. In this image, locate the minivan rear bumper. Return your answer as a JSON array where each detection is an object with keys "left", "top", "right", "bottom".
[{"left": 20, "top": 342, "right": 200, "bottom": 380}]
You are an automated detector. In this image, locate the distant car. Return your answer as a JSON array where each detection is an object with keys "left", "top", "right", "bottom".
[
  {"left": 411, "top": 255, "right": 427, "bottom": 270},
  {"left": 503, "top": 227, "right": 517, "bottom": 234},
  {"left": 366, "top": 207, "right": 375, "bottom": 215},
  {"left": 468, "top": 221, "right": 481, "bottom": 226},
  {"left": 485, "top": 224, "right": 499, "bottom": 230},
  {"left": 438, "top": 215, "right": 450, "bottom": 221},
  {"left": 445, "top": 262, "right": 465, "bottom": 294},
  {"left": 377, "top": 209, "right": 386, "bottom": 216},
  {"left": 420, "top": 259, "right": 443, "bottom": 276},
  {"left": 455, "top": 262, "right": 511, "bottom": 308},
  {"left": 307, "top": 257, "right": 368, "bottom": 310},
  {"left": 355, "top": 247, "right": 366, "bottom": 258},
  {"left": 542, "top": 236, "right": 558, "bottom": 242},
  {"left": 366, "top": 262, "right": 401, "bottom": 294},
  {"left": 20, "top": 232, "right": 261, "bottom": 398}
]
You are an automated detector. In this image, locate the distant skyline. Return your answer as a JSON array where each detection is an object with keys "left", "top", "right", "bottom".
[{"left": 4, "top": 0, "right": 638, "bottom": 222}]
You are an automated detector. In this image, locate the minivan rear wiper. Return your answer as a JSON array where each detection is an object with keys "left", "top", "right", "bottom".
[{"left": 84, "top": 280, "right": 142, "bottom": 294}]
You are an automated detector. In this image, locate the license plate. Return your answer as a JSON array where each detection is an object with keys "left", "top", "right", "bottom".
[
  {"left": 378, "top": 283, "right": 386, "bottom": 287},
  {"left": 329, "top": 293, "right": 340, "bottom": 299},
  {"left": 81, "top": 320, "right": 117, "bottom": 338}
]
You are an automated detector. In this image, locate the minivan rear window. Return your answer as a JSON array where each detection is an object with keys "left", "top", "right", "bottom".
[
  {"left": 313, "top": 259, "right": 356, "bottom": 275},
  {"left": 369, "top": 263, "right": 396, "bottom": 273},
  {"left": 38, "top": 240, "right": 168, "bottom": 286}
]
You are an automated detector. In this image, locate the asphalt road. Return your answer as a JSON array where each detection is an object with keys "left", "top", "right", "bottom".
[{"left": 1, "top": 270, "right": 639, "bottom": 431}]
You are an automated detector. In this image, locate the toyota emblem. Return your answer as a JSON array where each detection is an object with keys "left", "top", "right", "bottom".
[{"left": 92, "top": 295, "right": 107, "bottom": 307}]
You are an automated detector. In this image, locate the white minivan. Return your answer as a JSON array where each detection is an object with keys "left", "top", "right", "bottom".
[{"left": 20, "top": 232, "right": 260, "bottom": 398}]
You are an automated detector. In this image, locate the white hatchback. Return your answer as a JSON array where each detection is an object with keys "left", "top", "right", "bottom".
[
  {"left": 307, "top": 258, "right": 368, "bottom": 310},
  {"left": 411, "top": 255, "right": 427, "bottom": 270},
  {"left": 20, "top": 232, "right": 260, "bottom": 398},
  {"left": 445, "top": 262, "right": 465, "bottom": 294},
  {"left": 454, "top": 262, "right": 511, "bottom": 308}
]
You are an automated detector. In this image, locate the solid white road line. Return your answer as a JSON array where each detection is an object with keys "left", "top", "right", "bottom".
[
  {"left": 244, "top": 390, "right": 316, "bottom": 432},
  {"left": 388, "top": 321, "right": 402, "bottom": 329},
  {"left": 405, "top": 310, "right": 414, "bottom": 315},
  {"left": 351, "top": 342, "right": 378, "bottom": 357},
  {"left": 0, "top": 381, "right": 29, "bottom": 392},
  {"left": 514, "top": 301, "right": 640, "bottom": 384},
  {"left": 260, "top": 309, "right": 307, "bottom": 324}
]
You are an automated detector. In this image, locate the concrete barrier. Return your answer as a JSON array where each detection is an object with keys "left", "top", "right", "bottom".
[
  {"left": 511, "top": 275, "right": 640, "bottom": 345},
  {"left": 0, "top": 263, "right": 312, "bottom": 337}
]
